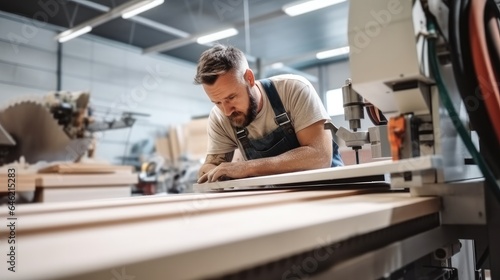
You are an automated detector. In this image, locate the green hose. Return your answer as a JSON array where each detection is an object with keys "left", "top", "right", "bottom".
[{"left": 427, "top": 20, "right": 500, "bottom": 202}]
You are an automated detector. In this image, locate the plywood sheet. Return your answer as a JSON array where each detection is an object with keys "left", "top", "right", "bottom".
[
  {"left": 194, "top": 155, "right": 442, "bottom": 191},
  {"left": 38, "top": 163, "right": 133, "bottom": 174},
  {"left": 184, "top": 117, "right": 209, "bottom": 161},
  {"left": 35, "top": 173, "right": 138, "bottom": 187},
  {"left": 0, "top": 172, "right": 36, "bottom": 192},
  {"left": 0, "top": 190, "right": 440, "bottom": 280}
]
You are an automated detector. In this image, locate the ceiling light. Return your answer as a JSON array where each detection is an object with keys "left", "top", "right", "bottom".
[
  {"left": 316, "top": 46, "right": 350, "bottom": 59},
  {"left": 58, "top": 26, "right": 92, "bottom": 43},
  {"left": 283, "top": 0, "right": 347, "bottom": 17},
  {"left": 55, "top": 0, "right": 165, "bottom": 43},
  {"left": 271, "top": 62, "right": 284, "bottom": 69},
  {"left": 196, "top": 28, "right": 238, "bottom": 45},
  {"left": 122, "top": 0, "right": 164, "bottom": 19}
]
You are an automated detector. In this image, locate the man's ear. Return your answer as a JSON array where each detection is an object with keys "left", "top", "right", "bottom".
[{"left": 245, "top": 69, "right": 255, "bottom": 86}]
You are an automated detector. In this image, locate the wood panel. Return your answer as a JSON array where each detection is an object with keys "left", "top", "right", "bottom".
[
  {"left": 0, "top": 190, "right": 440, "bottom": 280},
  {"left": 0, "top": 172, "right": 36, "bottom": 192},
  {"left": 35, "top": 173, "right": 138, "bottom": 187},
  {"left": 193, "top": 155, "right": 442, "bottom": 191}
]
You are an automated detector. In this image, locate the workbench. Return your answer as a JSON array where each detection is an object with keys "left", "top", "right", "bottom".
[{"left": 0, "top": 187, "right": 448, "bottom": 280}]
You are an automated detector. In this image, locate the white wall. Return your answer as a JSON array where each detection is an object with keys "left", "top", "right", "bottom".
[
  {"left": 303, "top": 59, "right": 375, "bottom": 131},
  {"left": 0, "top": 14, "right": 212, "bottom": 164},
  {"left": 0, "top": 14, "right": 58, "bottom": 97}
]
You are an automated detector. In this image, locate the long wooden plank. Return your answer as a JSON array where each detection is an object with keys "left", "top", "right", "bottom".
[
  {"left": 0, "top": 173, "right": 36, "bottom": 192},
  {"left": 35, "top": 185, "right": 132, "bottom": 203},
  {"left": 0, "top": 192, "right": 439, "bottom": 280},
  {"left": 11, "top": 182, "right": 387, "bottom": 215},
  {"left": 37, "top": 163, "right": 133, "bottom": 174},
  {"left": 4, "top": 189, "right": 379, "bottom": 233},
  {"left": 193, "top": 155, "right": 442, "bottom": 191},
  {"left": 35, "top": 173, "right": 138, "bottom": 187},
  {"left": 8, "top": 189, "right": 293, "bottom": 215}
]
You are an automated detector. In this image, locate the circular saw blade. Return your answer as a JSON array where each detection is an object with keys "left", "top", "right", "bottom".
[{"left": 0, "top": 101, "right": 90, "bottom": 164}]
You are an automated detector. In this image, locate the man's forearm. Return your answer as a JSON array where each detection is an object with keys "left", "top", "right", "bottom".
[
  {"left": 244, "top": 123, "right": 333, "bottom": 177},
  {"left": 244, "top": 145, "right": 331, "bottom": 177},
  {"left": 198, "top": 122, "right": 333, "bottom": 182}
]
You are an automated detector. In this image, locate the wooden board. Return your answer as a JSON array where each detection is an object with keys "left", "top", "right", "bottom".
[
  {"left": 194, "top": 155, "right": 442, "bottom": 191},
  {"left": 37, "top": 163, "right": 134, "bottom": 174},
  {"left": 0, "top": 166, "right": 135, "bottom": 193},
  {"left": 0, "top": 190, "right": 440, "bottom": 280},
  {"left": 14, "top": 189, "right": 296, "bottom": 215},
  {"left": 184, "top": 117, "right": 209, "bottom": 161},
  {"left": 7, "top": 189, "right": 376, "bottom": 233},
  {"left": 34, "top": 185, "right": 132, "bottom": 203},
  {"left": 0, "top": 172, "right": 37, "bottom": 192},
  {"left": 35, "top": 173, "right": 138, "bottom": 187}
]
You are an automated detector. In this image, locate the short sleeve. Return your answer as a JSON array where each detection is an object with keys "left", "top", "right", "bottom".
[
  {"left": 206, "top": 108, "right": 238, "bottom": 155},
  {"left": 278, "top": 77, "right": 330, "bottom": 133}
]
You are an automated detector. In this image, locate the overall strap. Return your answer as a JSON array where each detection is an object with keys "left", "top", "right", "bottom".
[
  {"left": 236, "top": 79, "right": 299, "bottom": 159},
  {"left": 259, "top": 79, "right": 291, "bottom": 126}
]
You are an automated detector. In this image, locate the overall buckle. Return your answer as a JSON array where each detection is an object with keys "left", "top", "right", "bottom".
[
  {"left": 236, "top": 128, "right": 248, "bottom": 140},
  {"left": 275, "top": 112, "right": 291, "bottom": 126}
]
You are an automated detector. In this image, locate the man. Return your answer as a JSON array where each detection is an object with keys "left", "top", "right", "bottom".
[{"left": 194, "top": 44, "right": 343, "bottom": 183}]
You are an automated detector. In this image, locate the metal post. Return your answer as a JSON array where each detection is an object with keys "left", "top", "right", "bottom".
[{"left": 486, "top": 184, "right": 500, "bottom": 279}]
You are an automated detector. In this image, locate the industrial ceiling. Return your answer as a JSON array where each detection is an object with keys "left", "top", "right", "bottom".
[{"left": 0, "top": 0, "right": 350, "bottom": 70}]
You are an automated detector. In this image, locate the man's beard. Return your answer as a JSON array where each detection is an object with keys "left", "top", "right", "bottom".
[{"left": 229, "top": 86, "right": 258, "bottom": 128}]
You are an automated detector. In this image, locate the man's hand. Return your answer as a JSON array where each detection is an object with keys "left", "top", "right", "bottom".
[
  {"left": 197, "top": 161, "right": 249, "bottom": 183},
  {"left": 197, "top": 151, "right": 236, "bottom": 183}
]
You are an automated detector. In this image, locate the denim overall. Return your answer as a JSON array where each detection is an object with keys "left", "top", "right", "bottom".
[{"left": 235, "top": 79, "right": 343, "bottom": 167}]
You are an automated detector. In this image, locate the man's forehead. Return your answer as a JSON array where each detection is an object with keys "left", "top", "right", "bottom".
[{"left": 205, "top": 76, "right": 240, "bottom": 100}]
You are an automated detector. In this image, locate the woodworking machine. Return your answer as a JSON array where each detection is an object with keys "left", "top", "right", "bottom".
[
  {"left": 1, "top": 1, "right": 499, "bottom": 279},
  {"left": 0, "top": 92, "right": 93, "bottom": 165},
  {"left": 0, "top": 92, "right": 142, "bottom": 166}
]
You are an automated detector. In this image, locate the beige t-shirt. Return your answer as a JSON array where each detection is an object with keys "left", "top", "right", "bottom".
[{"left": 206, "top": 74, "right": 330, "bottom": 159}]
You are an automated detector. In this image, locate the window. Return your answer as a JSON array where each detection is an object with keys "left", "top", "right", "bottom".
[{"left": 326, "top": 88, "right": 344, "bottom": 116}]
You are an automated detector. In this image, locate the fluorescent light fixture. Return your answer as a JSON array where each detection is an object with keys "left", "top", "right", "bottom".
[
  {"left": 122, "top": 0, "right": 164, "bottom": 19},
  {"left": 58, "top": 26, "right": 92, "bottom": 43},
  {"left": 316, "top": 46, "right": 350, "bottom": 59},
  {"left": 197, "top": 28, "right": 238, "bottom": 44},
  {"left": 55, "top": 0, "right": 167, "bottom": 43},
  {"left": 283, "top": 0, "right": 347, "bottom": 16},
  {"left": 271, "top": 62, "right": 284, "bottom": 69}
]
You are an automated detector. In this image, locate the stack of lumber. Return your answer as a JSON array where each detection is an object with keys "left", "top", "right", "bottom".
[{"left": 34, "top": 163, "right": 137, "bottom": 202}]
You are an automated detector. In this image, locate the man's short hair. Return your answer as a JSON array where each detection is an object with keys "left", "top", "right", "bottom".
[{"left": 194, "top": 44, "right": 247, "bottom": 85}]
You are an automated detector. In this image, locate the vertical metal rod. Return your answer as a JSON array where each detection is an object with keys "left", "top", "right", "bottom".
[
  {"left": 128, "top": 21, "right": 136, "bottom": 44},
  {"left": 318, "top": 64, "right": 327, "bottom": 104},
  {"left": 255, "top": 58, "right": 262, "bottom": 79},
  {"left": 57, "top": 42, "right": 62, "bottom": 91},
  {"left": 243, "top": 0, "right": 251, "bottom": 54},
  {"left": 122, "top": 126, "right": 134, "bottom": 165}
]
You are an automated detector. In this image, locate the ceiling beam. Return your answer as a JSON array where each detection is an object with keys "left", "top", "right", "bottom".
[
  {"left": 69, "top": 0, "right": 189, "bottom": 38},
  {"left": 143, "top": 35, "right": 199, "bottom": 53},
  {"left": 143, "top": 10, "right": 286, "bottom": 54},
  {"left": 56, "top": 0, "right": 153, "bottom": 41}
]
